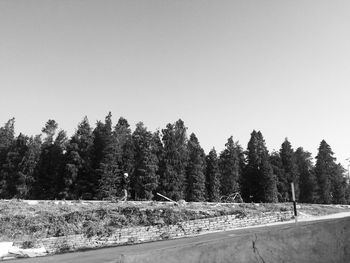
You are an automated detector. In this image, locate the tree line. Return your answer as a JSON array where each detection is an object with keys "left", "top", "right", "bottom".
[{"left": 0, "top": 113, "right": 349, "bottom": 204}]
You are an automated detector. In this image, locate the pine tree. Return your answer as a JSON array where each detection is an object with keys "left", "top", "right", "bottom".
[
  {"left": 0, "top": 118, "right": 16, "bottom": 197},
  {"left": 34, "top": 120, "right": 67, "bottom": 199},
  {"left": 260, "top": 155, "right": 278, "bottom": 202},
  {"left": 131, "top": 122, "right": 159, "bottom": 200},
  {"left": 330, "top": 163, "right": 347, "bottom": 204},
  {"left": 114, "top": 117, "right": 134, "bottom": 198},
  {"left": 152, "top": 130, "right": 164, "bottom": 199},
  {"left": 205, "top": 148, "right": 221, "bottom": 202},
  {"left": 61, "top": 117, "right": 94, "bottom": 199},
  {"left": 159, "top": 119, "right": 188, "bottom": 201},
  {"left": 152, "top": 130, "right": 163, "bottom": 164},
  {"left": 242, "top": 131, "right": 277, "bottom": 202},
  {"left": 269, "top": 151, "right": 285, "bottom": 202},
  {"left": 279, "top": 139, "right": 299, "bottom": 201},
  {"left": 314, "top": 140, "right": 336, "bottom": 204},
  {"left": 219, "top": 137, "right": 241, "bottom": 197},
  {"left": 295, "top": 147, "right": 316, "bottom": 203},
  {"left": 314, "top": 140, "right": 347, "bottom": 204},
  {"left": 186, "top": 133, "right": 206, "bottom": 202},
  {"left": 242, "top": 130, "right": 260, "bottom": 202},
  {"left": 0, "top": 133, "right": 29, "bottom": 198},
  {"left": 91, "top": 121, "right": 107, "bottom": 197},
  {"left": 345, "top": 184, "right": 350, "bottom": 204},
  {"left": 0, "top": 118, "right": 15, "bottom": 157},
  {"left": 94, "top": 112, "right": 121, "bottom": 200},
  {"left": 16, "top": 135, "right": 41, "bottom": 199}
]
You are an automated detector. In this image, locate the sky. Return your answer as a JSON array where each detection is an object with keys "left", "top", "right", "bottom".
[{"left": 1, "top": 0, "right": 350, "bottom": 166}]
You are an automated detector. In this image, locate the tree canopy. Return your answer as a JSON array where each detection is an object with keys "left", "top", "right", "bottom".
[{"left": 0, "top": 116, "right": 348, "bottom": 204}]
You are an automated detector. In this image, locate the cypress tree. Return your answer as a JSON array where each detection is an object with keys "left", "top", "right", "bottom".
[
  {"left": 295, "top": 147, "right": 316, "bottom": 203},
  {"left": 159, "top": 119, "right": 188, "bottom": 201},
  {"left": 61, "top": 117, "right": 94, "bottom": 199},
  {"left": 242, "top": 131, "right": 277, "bottom": 202},
  {"left": 95, "top": 112, "right": 121, "bottom": 200},
  {"left": 114, "top": 117, "right": 134, "bottom": 198},
  {"left": 205, "top": 148, "right": 221, "bottom": 202},
  {"left": 330, "top": 163, "right": 347, "bottom": 204},
  {"left": 0, "top": 133, "right": 29, "bottom": 198},
  {"left": 345, "top": 184, "right": 350, "bottom": 204},
  {"left": 279, "top": 139, "right": 299, "bottom": 201},
  {"left": 152, "top": 130, "right": 163, "bottom": 164},
  {"left": 91, "top": 121, "right": 107, "bottom": 197},
  {"left": 0, "top": 118, "right": 16, "bottom": 198},
  {"left": 174, "top": 120, "right": 188, "bottom": 196},
  {"left": 186, "top": 133, "right": 206, "bottom": 202},
  {"left": 34, "top": 120, "right": 67, "bottom": 199},
  {"left": 131, "top": 122, "right": 159, "bottom": 200},
  {"left": 314, "top": 140, "right": 336, "bottom": 204},
  {"left": 269, "top": 151, "right": 286, "bottom": 202},
  {"left": 0, "top": 118, "right": 15, "bottom": 159},
  {"left": 219, "top": 137, "right": 241, "bottom": 197},
  {"left": 20, "top": 135, "right": 42, "bottom": 199}
]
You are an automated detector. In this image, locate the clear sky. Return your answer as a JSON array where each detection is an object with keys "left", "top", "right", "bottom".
[{"left": 1, "top": 0, "right": 350, "bottom": 166}]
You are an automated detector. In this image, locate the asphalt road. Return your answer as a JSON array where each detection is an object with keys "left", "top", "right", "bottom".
[{"left": 8, "top": 216, "right": 346, "bottom": 263}]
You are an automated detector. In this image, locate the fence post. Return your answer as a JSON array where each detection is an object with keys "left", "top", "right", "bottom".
[{"left": 291, "top": 182, "right": 298, "bottom": 223}]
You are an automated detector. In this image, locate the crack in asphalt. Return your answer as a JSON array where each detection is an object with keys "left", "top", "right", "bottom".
[{"left": 252, "top": 234, "right": 266, "bottom": 263}]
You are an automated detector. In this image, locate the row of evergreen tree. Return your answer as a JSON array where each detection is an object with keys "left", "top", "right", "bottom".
[{"left": 0, "top": 113, "right": 349, "bottom": 204}]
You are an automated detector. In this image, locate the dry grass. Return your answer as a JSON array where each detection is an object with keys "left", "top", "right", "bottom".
[{"left": 0, "top": 200, "right": 349, "bottom": 242}]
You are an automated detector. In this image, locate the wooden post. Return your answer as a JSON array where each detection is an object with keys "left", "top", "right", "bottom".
[{"left": 291, "top": 182, "right": 298, "bottom": 223}]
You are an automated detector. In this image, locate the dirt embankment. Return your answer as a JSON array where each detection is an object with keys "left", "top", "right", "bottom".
[{"left": 1, "top": 200, "right": 349, "bottom": 243}]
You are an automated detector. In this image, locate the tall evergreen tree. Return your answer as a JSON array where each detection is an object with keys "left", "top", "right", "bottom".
[
  {"left": 0, "top": 118, "right": 15, "bottom": 156},
  {"left": 295, "top": 147, "right": 316, "bottom": 203},
  {"left": 219, "top": 137, "right": 241, "bottom": 197},
  {"left": 242, "top": 131, "right": 277, "bottom": 202},
  {"left": 186, "top": 133, "right": 206, "bottom": 202},
  {"left": 17, "top": 135, "right": 42, "bottom": 199},
  {"left": 152, "top": 130, "right": 163, "bottom": 164},
  {"left": 61, "top": 117, "right": 94, "bottom": 199},
  {"left": 34, "top": 120, "right": 67, "bottom": 199},
  {"left": 330, "top": 163, "right": 347, "bottom": 204},
  {"left": 269, "top": 151, "right": 286, "bottom": 202},
  {"left": 91, "top": 121, "right": 107, "bottom": 197},
  {"left": 314, "top": 140, "right": 336, "bottom": 204},
  {"left": 0, "top": 133, "right": 29, "bottom": 198},
  {"left": 94, "top": 112, "right": 120, "bottom": 199},
  {"left": 131, "top": 122, "right": 159, "bottom": 200},
  {"left": 5, "top": 114, "right": 350, "bottom": 204},
  {"left": 151, "top": 130, "right": 164, "bottom": 198},
  {"left": 345, "top": 183, "right": 350, "bottom": 204},
  {"left": 205, "top": 148, "right": 221, "bottom": 202},
  {"left": 159, "top": 119, "right": 188, "bottom": 201},
  {"left": 0, "top": 118, "right": 16, "bottom": 197},
  {"left": 279, "top": 139, "right": 299, "bottom": 201},
  {"left": 114, "top": 117, "right": 134, "bottom": 198}
]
